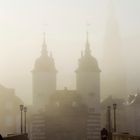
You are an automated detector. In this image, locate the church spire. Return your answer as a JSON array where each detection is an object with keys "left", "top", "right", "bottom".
[
  {"left": 101, "top": 0, "right": 126, "bottom": 99},
  {"left": 41, "top": 32, "right": 48, "bottom": 55}
]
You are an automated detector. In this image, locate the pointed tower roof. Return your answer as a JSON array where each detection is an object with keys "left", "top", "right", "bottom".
[
  {"left": 76, "top": 32, "right": 100, "bottom": 73},
  {"left": 33, "top": 33, "right": 57, "bottom": 72},
  {"left": 101, "top": 0, "right": 126, "bottom": 99},
  {"left": 85, "top": 31, "right": 91, "bottom": 56},
  {"left": 103, "top": 0, "right": 124, "bottom": 70},
  {"left": 41, "top": 32, "right": 48, "bottom": 56}
]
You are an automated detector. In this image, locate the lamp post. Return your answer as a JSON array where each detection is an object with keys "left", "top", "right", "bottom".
[
  {"left": 24, "top": 107, "right": 27, "bottom": 133},
  {"left": 113, "top": 103, "right": 117, "bottom": 132},
  {"left": 107, "top": 106, "right": 111, "bottom": 133},
  {"left": 20, "top": 105, "right": 24, "bottom": 134},
  {"left": 107, "top": 106, "right": 112, "bottom": 140}
]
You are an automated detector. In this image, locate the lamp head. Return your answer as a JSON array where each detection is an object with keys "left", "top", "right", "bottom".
[
  {"left": 107, "top": 106, "right": 111, "bottom": 110},
  {"left": 20, "top": 105, "right": 24, "bottom": 111},
  {"left": 24, "top": 107, "right": 27, "bottom": 112},
  {"left": 113, "top": 103, "right": 117, "bottom": 109}
]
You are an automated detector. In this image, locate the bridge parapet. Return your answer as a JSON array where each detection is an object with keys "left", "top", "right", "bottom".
[
  {"left": 113, "top": 133, "right": 140, "bottom": 140},
  {"left": 3, "top": 134, "right": 29, "bottom": 140}
]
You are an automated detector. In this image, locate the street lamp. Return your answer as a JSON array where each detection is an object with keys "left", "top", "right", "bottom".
[
  {"left": 113, "top": 103, "right": 117, "bottom": 132},
  {"left": 24, "top": 107, "right": 27, "bottom": 133},
  {"left": 107, "top": 106, "right": 112, "bottom": 140},
  {"left": 20, "top": 105, "right": 24, "bottom": 134},
  {"left": 107, "top": 106, "right": 111, "bottom": 133}
]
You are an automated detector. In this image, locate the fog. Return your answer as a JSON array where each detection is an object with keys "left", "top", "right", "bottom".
[{"left": 0, "top": 0, "right": 140, "bottom": 104}]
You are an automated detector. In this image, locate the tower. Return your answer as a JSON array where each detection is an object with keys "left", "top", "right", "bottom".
[
  {"left": 32, "top": 33, "right": 57, "bottom": 109},
  {"left": 76, "top": 32, "right": 101, "bottom": 140},
  {"left": 101, "top": 0, "right": 126, "bottom": 99},
  {"left": 76, "top": 31, "right": 101, "bottom": 112}
]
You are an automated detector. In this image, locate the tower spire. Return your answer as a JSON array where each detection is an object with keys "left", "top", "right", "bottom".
[
  {"left": 101, "top": 0, "right": 126, "bottom": 99},
  {"left": 41, "top": 32, "right": 47, "bottom": 55},
  {"left": 86, "top": 31, "right": 89, "bottom": 46},
  {"left": 85, "top": 24, "right": 91, "bottom": 56}
]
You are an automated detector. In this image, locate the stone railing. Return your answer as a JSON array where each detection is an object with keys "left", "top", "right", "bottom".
[
  {"left": 113, "top": 133, "right": 140, "bottom": 140},
  {"left": 3, "top": 134, "right": 29, "bottom": 140}
]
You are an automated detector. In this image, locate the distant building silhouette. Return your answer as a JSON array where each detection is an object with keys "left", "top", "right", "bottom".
[
  {"left": 125, "top": 92, "right": 140, "bottom": 135},
  {"left": 101, "top": 92, "right": 140, "bottom": 136},
  {"left": 101, "top": 0, "right": 127, "bottom": 99},
  {"left": 0, "top": 84, "right": 23, "bottom": 136},
  {"left": 30, "top": 32, "right": 101, "bottom": 140}
]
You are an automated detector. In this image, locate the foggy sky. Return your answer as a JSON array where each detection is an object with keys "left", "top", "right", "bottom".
[{"left": 0, "top": 0, "right": 140, "bottom": 104}]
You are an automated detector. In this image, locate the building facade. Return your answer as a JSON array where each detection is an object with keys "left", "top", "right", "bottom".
[
  {"left": 30, "top": 32, "right": 101, "bottom": 140},
  {"left": 101, "top": 93, "right": 140, "bottom": 136}
]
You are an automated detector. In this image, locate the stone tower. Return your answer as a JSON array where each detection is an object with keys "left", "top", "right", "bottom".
[
  {"left": 76, "top": 31, "right": 101, "bottom": 112},
  {"left": 32, "top": 33, "right": 57, "bottom": 109},
  {"left": 76, "top": 32, "right": 101, "bottom": 140}
]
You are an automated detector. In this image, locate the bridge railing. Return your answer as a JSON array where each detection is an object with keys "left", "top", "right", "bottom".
[
  {"left": 113, "top": 133, "right": 140, "bottom": 140},
  {"left": 3, "top": 134, "right": 29, "bottom": 140}
]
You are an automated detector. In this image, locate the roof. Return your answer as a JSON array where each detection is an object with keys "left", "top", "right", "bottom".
[
  {"left": 33, "top": 54, "right": 57, "bottom": 72},
  {"left": 76, "top": 54, "right": 100, "bottom": 72}
]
